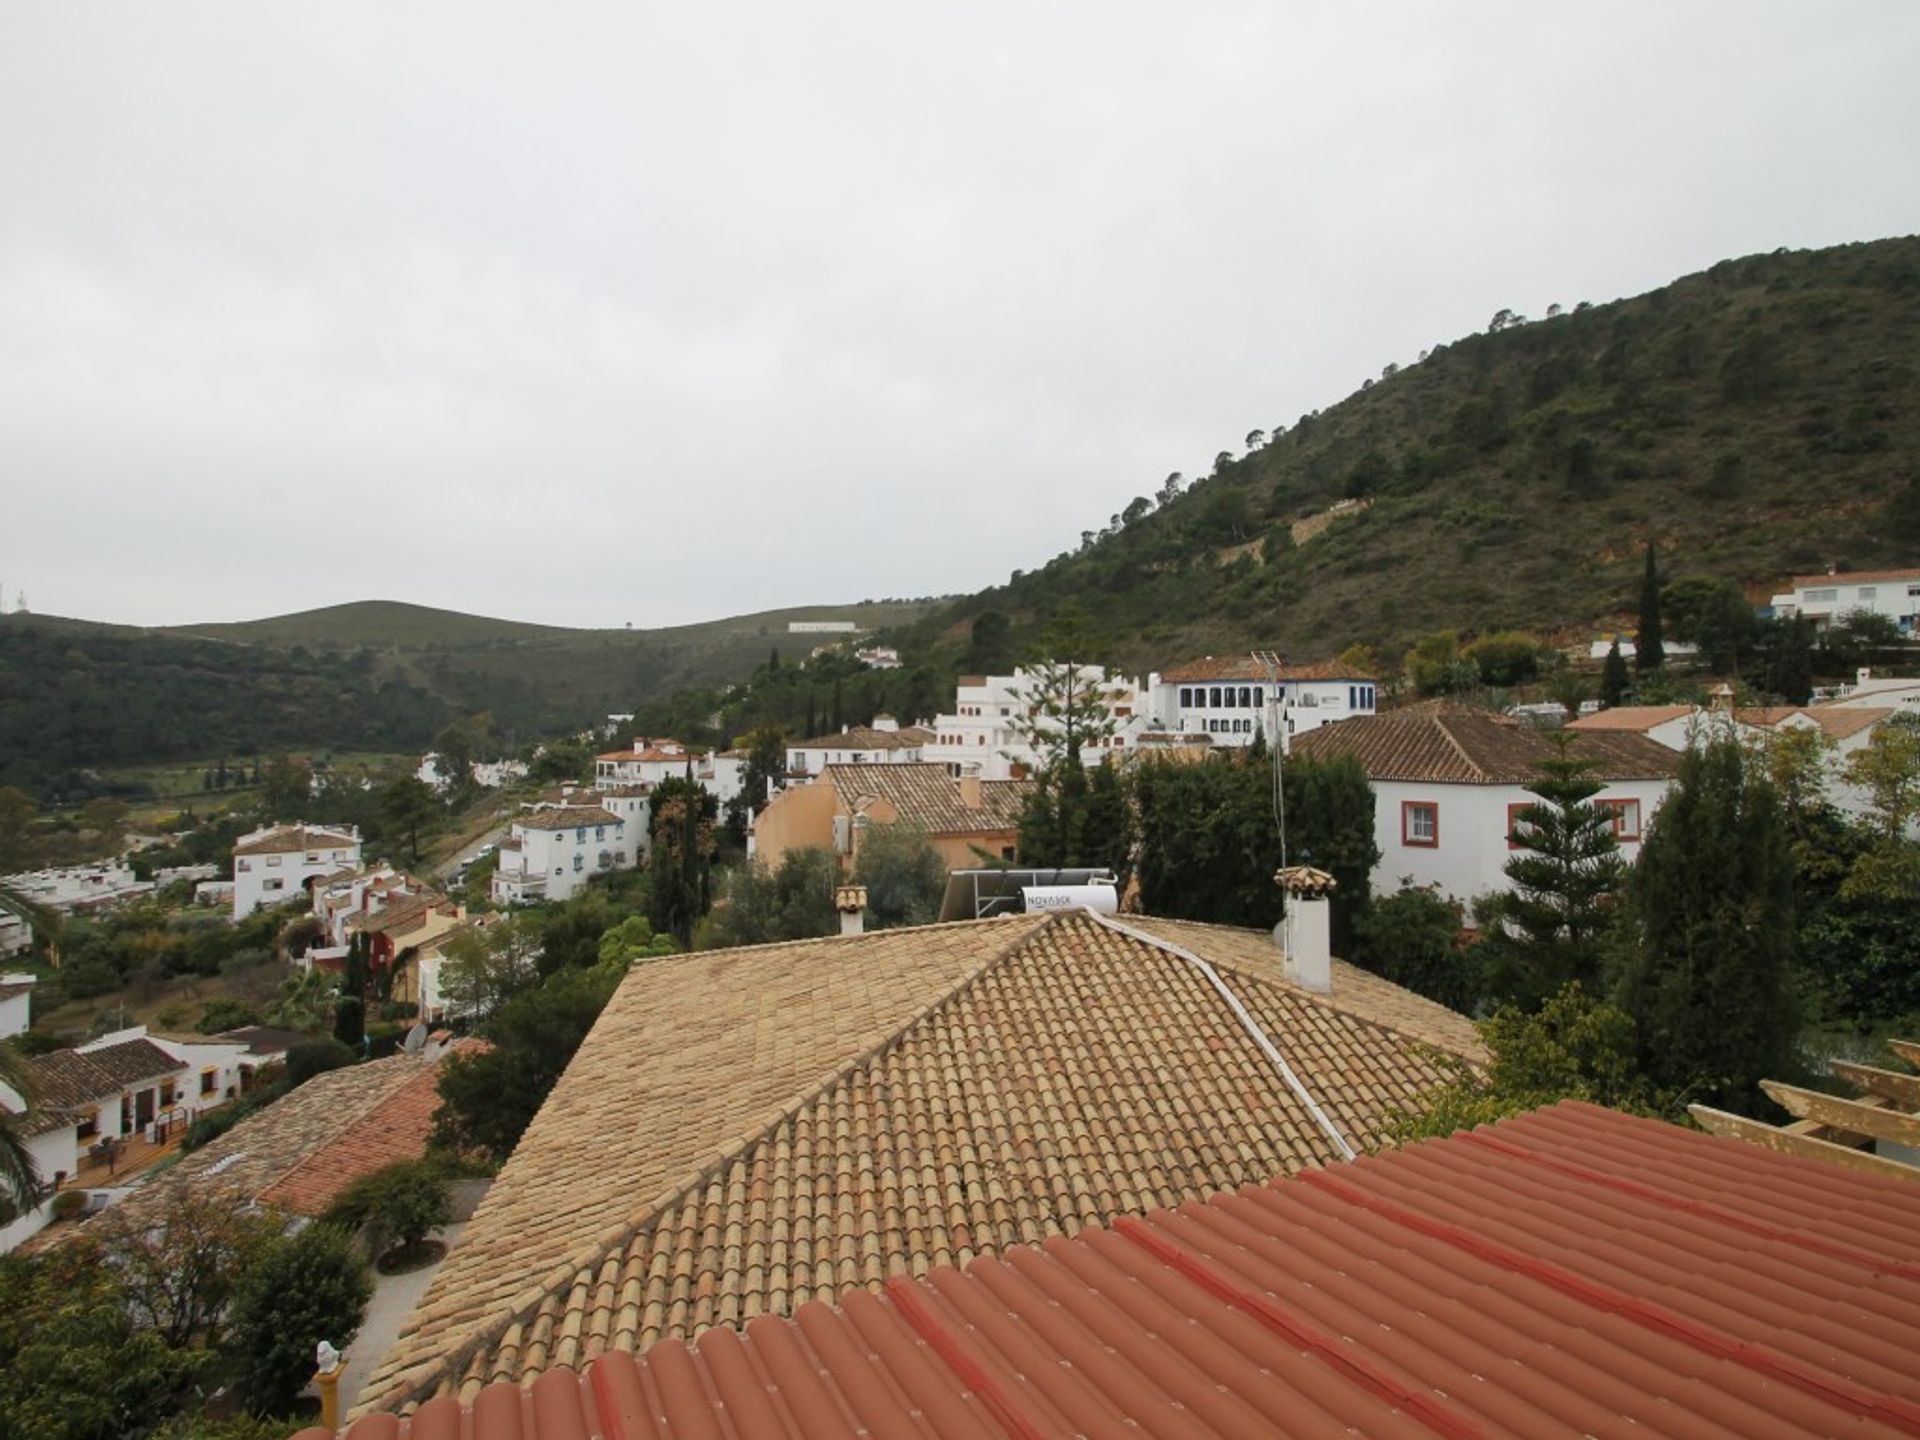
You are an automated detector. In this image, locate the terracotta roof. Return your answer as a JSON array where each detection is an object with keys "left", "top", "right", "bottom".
[
  {"left": 307, "top": 1099, "right": 1920, "bottom": 1440},
  {"left": 73, "top": 1050, "right": 464, "bottom": 1236},
  {"left": 1293, "top": 700, "right": 1682, "bottom": 784},
  {"left": 590, "top": 782, "right": 652, "bottom": 798},
  {"left": 1162, "top": 656, "right": 1376, "bottom": 683},
  {"left": 70, "top": 1037, "right": 183, "bottom": 1089},
  {"left": 346, "top": 893, "right": 455, "bottom": 938},
  {"left": 13, "top": 1103, "right": 89, "bottom": 1138},
  {"left": 354, "top": 911, "right": 1478, "bottom": 1415},
  {"left": 1803, "top": 706, "right": 1895, "bottom": 739},
  {"left": 513, "top": 806, "right": 623, "bottom": 831},
  {"left": 24, "top": 1050, "right": 120, "bottom": 1109},
  {"left": 1791, "top": 567, "right": 1920, "bottom": 587},
  {"left": 789, "top": 725, "right": 931, "bottom": 752},
  {"left": 0, "top": 979, "right": 33, "bottom": 1002},
  {"left": 824, "top": 762, "right": 1031, "bottom": 835},
  {"left": 1736, "top": 705, "right": 1805, "bottom": 728},
  {"left": 233, "top": 824, "right": 360, "bottom": 857},
  {"left": 1566, "top": 704, "right": 1695, "bottom": 732},
  {"left": 596, "top": 744, "right": 705, "bottom": 765}
]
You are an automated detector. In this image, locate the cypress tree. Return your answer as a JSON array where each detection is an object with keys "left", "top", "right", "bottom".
[
  {"left": 1636, "top": 543, "right": 1665, "bottom": 673},
  {"left": 1601, "top": 639, "right": 1629, "bottom": 708},
  {"left": 1612, "top": 737, "right": 1798, "bottom": 1111},
  {"left": 1476, "top": 740, "right": 1625, "bottom": 1005}
]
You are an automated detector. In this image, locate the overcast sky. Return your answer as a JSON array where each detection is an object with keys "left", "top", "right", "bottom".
[{"left": 3, "top": 3, "right": 1917, "bottom": 629}]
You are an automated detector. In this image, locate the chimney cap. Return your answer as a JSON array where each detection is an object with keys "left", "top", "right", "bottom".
[
  {"left": 1274, "top": 865, "right": 1338, "bottom": 896},
  {"left": 834, "top": 885, "right": 868, "bottom": 913}
]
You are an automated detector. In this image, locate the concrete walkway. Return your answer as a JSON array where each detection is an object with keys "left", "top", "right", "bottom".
[{"left": 337, "top": 1217, "right": 469, "bottom": 1417}]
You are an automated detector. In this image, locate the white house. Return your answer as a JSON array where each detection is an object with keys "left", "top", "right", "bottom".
[
  {"left": 1145, "top": 655, "right": 1378, "bottom": 750},
  {"left": 786, "top": 716, "right": 933, "bottom": 776},
  {"left": 0, "top": 861, "right": 153, "bottom": 916},
  {"left": 1770, "top": 567, "right": 1920, "bottom": 634},
  {"left": 1294, "top": 700, "right": 1680, "bottom": 905},
  {"left": 920, "top": 668, "right": 1148, "bottom": 779},
  {"left": 1815, "top": 669, "right": 1920, "bottom": 713},
  {"left": 1566, "top": 704, "right": 1704, "bottom": 752},
  {"left": 0, "top": 973, "right": 33, "bottom": 1039},
  {"left": 856, "top": 646, "right": 902, "bottom": 669},
  {"left": 416, "top": 754, "right": 530, "bottom": 792},
  {"left": 492, "top": 803, "right": 630, "bottom": 905},
  {"left": 595, "top": 739, "right": 744, "bottom": 806},
  {"left": 231, "top": 822, "right": 363, "bottom": 920},
  {"left": 0, "top": 914, "right": 30, "bottom": 959}
]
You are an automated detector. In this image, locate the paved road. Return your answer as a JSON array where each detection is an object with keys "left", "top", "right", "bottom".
[{"left": 336, "top": 1215, "right": 471, "bottom": 1417}]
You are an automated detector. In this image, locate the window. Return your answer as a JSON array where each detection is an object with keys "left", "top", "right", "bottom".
[
  {"left": 1402, "top": 801, "right": 1439, "bottom": 847},
  {"left": 1806, "top": 587, "right": 1838, "bottom": 603},
  {"left": 1210, "top": 686, "right": 1223, "bottom": 707},
  {"left": 1597, "top": 798, "right": 1642, "bottom": 841},
  {"left": 1253, "top": 687, "right": 1263, "bottom": 708},
  {"left": 595, "top": 826, "right": 605, "bottom": 841},
  {"left": 573, "top": 855, "right": 584, "bottom": 871},
  {"left": 263, "top": 878, "right": 284, "bottom": 892},
  {"left": 200, "top": 1069, "right": 217, "bottom": 1096},
  {"left": 236, "top": 859, "right": 251, "bottom": 873},
  {"left": 1506, "top": 802, "right": 1538, "bottom": 850},
  {"left": 1858, "top": 587, "right": 1877, "bottom": 600},
  {"left": 265, "top": 855, "right": 281, "bottom": 867}
]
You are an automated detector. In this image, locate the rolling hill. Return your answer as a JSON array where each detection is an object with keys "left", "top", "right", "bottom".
[
  {"left": 891, "top": 236, "right": 1920, "bottom": 673},
  {"left": 0, "top": 598, "right": 937, "bottom": 798}
]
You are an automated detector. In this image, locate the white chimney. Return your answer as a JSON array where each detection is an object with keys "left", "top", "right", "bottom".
[
  {"left": 835, "top": 885, "right": 868, "bottom": 936},
  {"left": 1274, "top": 866, "right": 1337, "bottom": 994}
]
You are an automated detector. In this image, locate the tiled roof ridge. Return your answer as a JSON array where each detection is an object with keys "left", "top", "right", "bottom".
[
  {"left": 379, "top": 915, "right": 1057, "bottom": 1415},
  {"left": 257, "top": 1053, "right": 443, "bottom": 1210},
  {"left": 1430, "top": 708, "right": 1492, "bottom": 782}
]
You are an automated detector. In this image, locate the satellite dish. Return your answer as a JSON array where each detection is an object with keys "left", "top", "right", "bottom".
[{"left": 402, "top": 1022, "right": 428, "bottom": 1056}]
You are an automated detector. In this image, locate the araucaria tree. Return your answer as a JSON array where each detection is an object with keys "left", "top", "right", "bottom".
[
  {"left": 1635, "top": 542, "right": 1665, "bottom": 673},
  {"left": 1010, "top": 607, "right": 1120, "bottom": 769},
  {"left": 1613, "top": 737, "right": 1798, "bottom": 1111},
  {"left": 1474, "top": 741, "right": 1626, "bottom": 1006}
]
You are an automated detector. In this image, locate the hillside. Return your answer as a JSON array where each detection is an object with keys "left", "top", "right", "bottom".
[
  {"left": 894, "top": 236, "right": 1920, "bottom": 671},
  {"left": 0, "top": 598, "right": 937, "bottom": 799}
]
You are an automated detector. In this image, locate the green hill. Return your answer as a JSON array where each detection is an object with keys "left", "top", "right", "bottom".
[
  {"left": 0, "top": 598, "right": 938, "bottom": 799},
  {"left": 895, "top": 236, "right": 1920, "bottom": 670}
]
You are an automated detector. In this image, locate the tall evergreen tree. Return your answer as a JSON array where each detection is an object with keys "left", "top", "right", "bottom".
[
  {"left": 1612, "top": 737, "right": 1798, "bottom": 1111},
  {"left": 647, "top": 775, "right": 715, "bottom": 946},
  {"left": 1635, "top": 542, "right": 1665, "bottom": 673},
  {"left": 1475, "top": 741, "right": 1626, "bottom": 1005},
  {"left": 1600, "top": 639, "right": 1629, "bottom": 708}
]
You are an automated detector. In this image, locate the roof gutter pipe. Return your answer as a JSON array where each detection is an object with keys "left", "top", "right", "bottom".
[{"left": 1078, "top": 908, "right": 1356, "bottom": 1162}]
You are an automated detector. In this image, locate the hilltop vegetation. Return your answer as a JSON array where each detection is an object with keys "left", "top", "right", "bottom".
[
  {"left": 894, "top": 237, "right": 1920, "bottom": 670},
  {"left": 0, "top": 599, "right": 937, "bottom": 800}
]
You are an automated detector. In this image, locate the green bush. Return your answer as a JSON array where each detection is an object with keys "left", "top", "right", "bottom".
[
  {"left": 223, "top": 1224, "right": 371, "bottom": 1414},
  {"left": 50, "top": 1190, "right": 87, "bottom": 1222},
  {"left": 1352, "top": 889, "right": 1482, "bottom": 1012},
  {"left": 194, "top": 998, "right": 260, "bottom": 1035},
  {"left": 285, "top": 1037, "right": 356, "bottom": 1087},
  {"left": 323, "top": 1160, "right": 452, "bottom": 1259}
]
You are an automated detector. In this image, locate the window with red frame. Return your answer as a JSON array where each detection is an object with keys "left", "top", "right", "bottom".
[
  {"left": 1597, "top": 797, "right": 1642, "bottom": 841},
  {"left": 1402, "top": 800, "right": 1439, "bottom": 847},
  {"left": 1506, "top": 801, "right": 1540, "bottom": 850}
]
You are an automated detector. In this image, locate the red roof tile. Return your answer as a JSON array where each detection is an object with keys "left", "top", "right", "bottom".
[{"left": 299, "top": 1100, "right": 1920, "bottom": 1440}]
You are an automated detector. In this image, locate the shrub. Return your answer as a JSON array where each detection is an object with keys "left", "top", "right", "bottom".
[
  {"left": 223, "top": 1224, "right": 371, "bottom": 1414},
  {"left": 1461, "top": 630, "right": 1543, "bottom": 687},
  {"left": 50, "top": 1190, "right": 87, "bottom": 1222},
  {"left": 285, "top": 1037, "right": 356, "bottom": 1087},
  {"left": 1352, "top": 889, "right": 1482, "bottom": 1012},
  {"left": 324, "top": 1160, "right": 451, "bottom": 1260},
  {"left": 194, "top": 998, "right": 261, "bottom": 1035},
  {"left": 376, "top": 1000, "right": 419, "bottom": 1023}
]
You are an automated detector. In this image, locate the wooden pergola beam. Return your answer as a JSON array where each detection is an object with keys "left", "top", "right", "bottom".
[
  {"left": 1689, "top": 1105, "right": 1919, "bottom": 1182},
  {"left": 1830, "top": 1059, "right": 1920, "bottom": 1110},
  {"left": 1762, "top": 1081, "right": 1920, "bottom": 1149},
  {"left": 1887, "top": 1039, "right": 1920, "bottom": 1070}
]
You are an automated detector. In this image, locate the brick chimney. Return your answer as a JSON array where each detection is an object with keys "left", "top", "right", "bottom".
[{"left": 957, "top": 776, "right": 983, "bottom": 810}]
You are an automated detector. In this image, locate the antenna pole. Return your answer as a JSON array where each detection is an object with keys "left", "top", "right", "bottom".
[{"left": 1252, "top": 650, "right": 1288, "bottom": 874}]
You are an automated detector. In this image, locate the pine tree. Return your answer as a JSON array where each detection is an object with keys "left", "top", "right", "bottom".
[
  {"left": 1612, "top": 737, "right": 1798, "bottom": 1111},
  {"left": 1476, "top": 740, "right": 1626, "bottom": 1005},
  {"left": 1601, "top": 639, "right": 1629, "bottom": 708},
  {"left": 1636, "top": 543, "right": 1665, "bottom": 673}
]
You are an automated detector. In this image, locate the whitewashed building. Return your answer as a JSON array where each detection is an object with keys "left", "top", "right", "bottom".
[
  {"left": 786, "top": 716, "right": 934, "bottom": 776},
  {"left": 595, "top": 739, "right": 745, "bottom": 807},
  {"left": 0, "top": 973, "right": 32, "bottom": 1039},
  {"left": 1770, "top": 568, "right": 1920, "bottom": 635},
  {"left": 0, "top": 861, "right": 152, "bottom": 916},
  {"left": 1294, "top": 700, "right": 1680, "bottom": 905},
  {"left": 231, "top": 823, "right": 363, "bottom": 920},
  {"left": 0, "top": 914, "right": 30, "bottom": 959},
  {"left": 920, "top": 668, "right": 1148, "bottom": 779},
  {"left": 416, "top": 754, "right": 529, "bottom": 792},
  {"left": 492, "top": 803, "right": 631, "bottom": 905},
  {"left": 1145, "top": 656, "right": 1378, "bottom": 750}
]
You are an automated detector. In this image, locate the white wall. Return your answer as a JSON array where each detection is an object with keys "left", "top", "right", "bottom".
[
  {"left": 0, "top": 1126, "right": 80, "bottom": 1254},
  {"left": 0, "top": 979, "right": 32, "bottom": 1039},
  {"left": 232, "top": 839, "right": 363, "bottom": 919},
  {"left": 1371, "top": 778, "right": 1672, "bottom": 904},
  {"left": 493, "top": 815, "right": 629, "bottom": 905},
  {"left": 1145, "top": 677, "right": 1378, "bottom": 749}
]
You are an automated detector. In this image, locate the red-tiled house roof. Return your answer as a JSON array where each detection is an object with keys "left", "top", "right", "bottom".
[
  {"left": 301, "top": 1099, "right": 1920, "bottom": 1440},
  {"left": 1295, "top": 699, "right": 1682, "bottom": 784}
]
